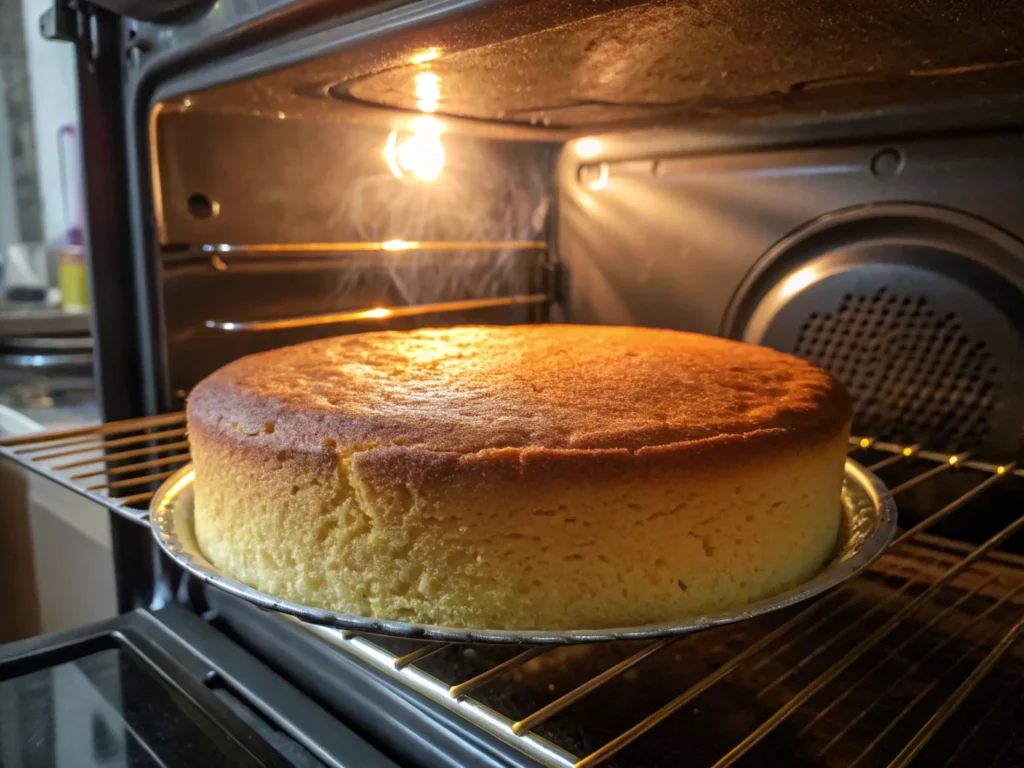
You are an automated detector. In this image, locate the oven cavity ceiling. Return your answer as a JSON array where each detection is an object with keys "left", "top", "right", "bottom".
[{"left": 180, "top": 0, "right": 1024, "bottom": 130}]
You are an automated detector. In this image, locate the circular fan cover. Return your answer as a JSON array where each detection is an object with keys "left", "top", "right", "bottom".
[
  {"left": 735, "top": 205, "right": 1024, "bottom": 459},
  {"left": 793, "top": 288, "right": 999, "bottom": 452}
]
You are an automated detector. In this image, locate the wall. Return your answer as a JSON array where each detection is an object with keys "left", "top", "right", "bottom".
[
  {"left": 0, "top": 72, "right": 20, "bottom": 260},
  {"left": 0, "top": 0, "right": 43, "bottom": 259},
  {"left": 21, "top": 0, "right": 79, "bottom": 245}
]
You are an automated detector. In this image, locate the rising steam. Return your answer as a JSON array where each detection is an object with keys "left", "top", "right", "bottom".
[{"left": 327, "top": 130, "right": 556, "bottom": 316}]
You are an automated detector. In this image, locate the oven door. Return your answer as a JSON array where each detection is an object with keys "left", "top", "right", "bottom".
[{"left": 0, "top": 606, "right": 399, "bottom": 768}]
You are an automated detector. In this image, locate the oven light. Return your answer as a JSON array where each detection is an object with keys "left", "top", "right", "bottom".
[
  {"left": 948, "top": 455, "right": 959, "bottom": 465},
  {"left": 362, "top": 307, "right": 393, "bottom": 319},
  {"left": 381, "top": 240, "right": 417, "bottom": 251},
  {"left": 859, "top": 438, "right": 871, "bottom": 448},
  {"left": 410, "top": 48, "right": 440, "bottom": 65},
  {"left": 576, "top": 138, "right": 602, "bottom": 158},
  {"left": 997, "top": 465, "right": 1007, "bottom": 474},
  {"left": 903, "top": 447, "right": 914, "bottom": 456},
  {"left": 383, "top": 116, "right": 445, "bottom": 182}
]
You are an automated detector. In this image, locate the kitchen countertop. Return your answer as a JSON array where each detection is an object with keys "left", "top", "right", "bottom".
[
  {"left": 0, "top": 302, "right": 96, "bottom": 428},
  {"left": 0, "top": 303, "right": 91, "bottom": 337}
]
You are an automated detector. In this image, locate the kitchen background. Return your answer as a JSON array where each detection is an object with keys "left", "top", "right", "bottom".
[{"left": 0, "top": 0, "right": 112, "bottom": 646}]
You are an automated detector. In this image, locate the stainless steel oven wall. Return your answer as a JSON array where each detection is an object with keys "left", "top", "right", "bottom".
[
  {"left": 152, "top": 107, "right": 557, "bottom": 406},
  {"left": 557, "top": 130, "right": 1024, "bottom": 458},
  {"left": 117, "top": 0, "right": 562, "bottom": 418}
]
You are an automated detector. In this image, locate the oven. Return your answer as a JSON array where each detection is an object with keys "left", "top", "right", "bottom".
[{"left": 2, "top": 1, "right": 1023, "bottom": 766}]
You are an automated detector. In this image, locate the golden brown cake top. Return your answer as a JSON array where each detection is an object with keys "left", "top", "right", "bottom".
[{"left": 187, "top": 325, "right": 851, "bottom": 458}]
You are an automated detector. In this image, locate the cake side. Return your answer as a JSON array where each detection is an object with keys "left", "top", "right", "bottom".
[{"left": 190, "top": 416, "right": 849, "bottom": 630}]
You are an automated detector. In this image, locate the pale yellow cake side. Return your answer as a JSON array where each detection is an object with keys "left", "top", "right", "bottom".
[{"left": 191, "top": 424, "right": 848, "bottom": 630}]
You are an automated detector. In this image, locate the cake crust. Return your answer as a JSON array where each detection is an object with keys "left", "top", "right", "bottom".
[{"left": 188, "top": 324, "right": 850, "bottom": 465}]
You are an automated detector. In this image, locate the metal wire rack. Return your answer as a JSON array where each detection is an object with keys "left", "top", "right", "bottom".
[
  {"left": 301, "top": 438, "right": 1024, "bottom": 768},
  {"left": 191, "top": 240, "right": 556, "bottom": 333},
  {"left": 2, "top": 423, "right": 1022, "bottom": 766},
  {"left": 0, "top": 412, "right": 189, "bottom": 523}
]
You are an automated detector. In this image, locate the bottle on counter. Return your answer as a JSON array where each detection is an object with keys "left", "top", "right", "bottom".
[
  {"left": 56, "top": 124, "right": 89, "bottom": 313},
  {"left": 58, "top": 244, "right": 88, "bottom": 312}
]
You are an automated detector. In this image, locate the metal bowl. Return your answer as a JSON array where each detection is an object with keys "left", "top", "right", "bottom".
[{"left": 150, "top": 459, "right": 896, "bottom": 644}]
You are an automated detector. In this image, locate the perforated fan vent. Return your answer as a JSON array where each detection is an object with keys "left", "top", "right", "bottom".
[{"left": 793, "top": 287, "right": 1000, "bottom": 453}]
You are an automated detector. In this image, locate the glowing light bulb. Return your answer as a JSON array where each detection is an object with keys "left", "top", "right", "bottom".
[
  {"left": 859, "top": 438, "right": 871, "bottom": 448},
  {"left": 383, "top": 117, "right": 445, "bottom": 182},
  {"left": 381, "top": 240, "right": 416, "bottom": 251},
  {"left": 363, "top": 307, "right": 392, "bottom": 319},
  {"left": 576, "top": 138, "right": 602, "bottom": 158},
  {"left": 949, "top": 455, "right": 959, "bottom": 465},
  {"left": 903, "top": 447, "right": 913, "bottom": 456},
  {"left": 997, "top": 465, "right": 1007, "bottom": 475}
]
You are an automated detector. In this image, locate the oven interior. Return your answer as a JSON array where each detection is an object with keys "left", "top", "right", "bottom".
[
  {"left": 4, "top": 0, "right": 1024, "bottom": 766},
  {"left": 140, "top": 0, "right": 1024, "bottom": 458}
]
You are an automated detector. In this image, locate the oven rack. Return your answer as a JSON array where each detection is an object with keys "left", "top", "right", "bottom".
[
  {"left": 304, "top": 439, "right": 1024, "bottom": 768},
  {"left": 205, "top": 293, "right": 551, "bottom": 332},
  {"left": 2, "top": 421, "right": 1023, "bottom": 766},
  {"left": 190, "top": 240, "right": 557, "bottom": 333},
  {"left": 0, "top": 411, "right": 189, "bottom": 522}
]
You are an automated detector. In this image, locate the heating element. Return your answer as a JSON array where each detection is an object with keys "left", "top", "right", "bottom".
[{"left": 2, "top": 427, "right": 1022, "bottom": 767}]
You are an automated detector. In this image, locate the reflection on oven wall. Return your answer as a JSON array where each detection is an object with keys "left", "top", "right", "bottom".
[
  {"left": 152, "top": 108, "right": 559, "bottom": 406},
  {"left": 557, "top": 133, "right": 1024, "bottom": 460}
]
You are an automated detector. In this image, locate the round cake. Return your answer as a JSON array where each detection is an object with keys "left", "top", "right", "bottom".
[{"left": 187, "top": 325, "right": 851, "bottom": 630}]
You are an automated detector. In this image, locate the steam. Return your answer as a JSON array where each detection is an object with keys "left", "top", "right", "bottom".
[{"left": 327, "top": 132, "right": 555, "bottom": 316}]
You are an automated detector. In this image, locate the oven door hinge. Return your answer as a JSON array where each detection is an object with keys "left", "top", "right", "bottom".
[
  {"left": 39, "top": 0, "right": 84, "bottom": 44},
  {"left": 39, "top": 1, "right": 119, "bottom": 63}
]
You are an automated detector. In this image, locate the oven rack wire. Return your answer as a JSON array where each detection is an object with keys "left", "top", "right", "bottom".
[
  {"left": 2, "top": 418, "right": 1023, "bottom": 767},
  {"left": 0, "top": 411, "right": 190, "bottom": 521},
  {"left": 190, "top": 240, "right": 557, "bottom": 333}
]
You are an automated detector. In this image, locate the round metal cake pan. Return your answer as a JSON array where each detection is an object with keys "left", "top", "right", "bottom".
[{"left": 150, "top": 459, "right": 897, "bottom": 644}]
